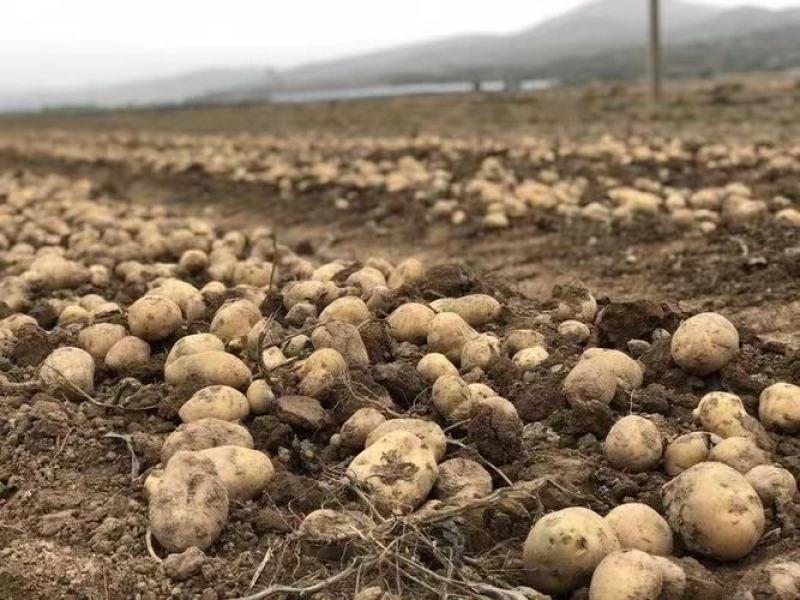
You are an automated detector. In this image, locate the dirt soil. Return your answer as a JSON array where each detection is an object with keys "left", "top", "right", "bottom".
[{"left": 1, "top": 76, "right": 800, "bottom": 600}]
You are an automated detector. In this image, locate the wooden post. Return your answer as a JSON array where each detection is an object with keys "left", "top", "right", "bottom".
[{"left": 648, "top": 0, "right": 662, "bottom": 104}]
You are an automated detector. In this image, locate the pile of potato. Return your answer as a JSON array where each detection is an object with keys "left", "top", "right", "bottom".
[
  {"left": 4, "top": 131, "right": 800, "bottom": 235},
  {"left": 2, "top": 168, "right": 799, "bottom": 598}
]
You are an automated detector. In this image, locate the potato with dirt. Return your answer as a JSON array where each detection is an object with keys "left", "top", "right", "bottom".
[
  {"left": 386, "top": 302, "right": 435, "bottom": 344},
  {"left": 605, "top": 415, "right": 663, "bottom": 473},
  {"left": 432, "top": 374, "right": 473, "bottom": 423},
  {"left": 165, "top": 351, "right": 253, "bottom": 389},
  {"left": 128, "top": 295, "right": 184, "bottom": 341},
  {"left": 347, "top": 430, "right": 438, "bottom": 514},
  {"left": 708, "top": 436, "right": 770, "bottom": 473},
  {"left": 605, "top": 503, "right": 673, "bottom": 556},
  {"left": 340, "top": 407, "right": 387, "bottom": 449},
  {"left": 147, "top": 451, "right": 229, "bottom": 552},
  {"left": 745, "top": 465, "right": 797, "bottom": 505},
  {"left": 165, "top": 333, "right": 225, "bottom": 366},
  {"left": 179, "top": 385, "right": 250, "bottom": 423},
  {"left": 523, "top": 506, "right": 620, "bottom": 594},
  {"left": 366, "top": 418, "right": 447, "bottom": 462},
  {"left": 564, "top": 348, "right": 642, "bottom": 406},
  {"left": 78, "top": 323, "right": 127, "bottom": 360},
  {"left": 693, "top": 391, "right": 771, "bottom": 448},
  {"left": 759, "top": 382, "right": 800, "bottom": 433},
  {"left": 196, "top": 446, "right": 275, "bottom": 501},
  {"left": 589, "top": 549, "right": 663, "bottom": 600},
  {"left": 209, "top": 299, "right": 261, "bottom": 344},
  {"left": 310, "top": 320, "right": 369, "bottom": 369},
  {"left": 319, "top": 296, "right": 371, "bottom": 326},
  {"left": 39, "top": 346, "right": 95, "bottom": 394},
  {"left": 161, "top": 418, "right": 254, "bottom": 465},
  {"left": 433, "top": 457, "right": 492, "bottom": 502},
  {"left": 429, "top": 294, "right": 501, "bottom": 327},
  {"left": 427, "top": 312, "right": 477, "bottom": 363},
  {"left": 662, "top": 462, "right": 765, "bottom": 561},
  {"left": 663, "top": 431, "right": 720, "bottom": 476},
  {"left": 416, "top": 352, "right": 459, "bottom": 382},
  {"left": 297, "top": 347, "right": 347, "bottom": 397},
  {"left": 105, "top": 335, "right": 151, "bottom": 373},
  {"left": 245, "top": 379, "right": 275, "bottom": 415},
  {"left": 670, "top": 312, "right": 739, "bottom": 376}
]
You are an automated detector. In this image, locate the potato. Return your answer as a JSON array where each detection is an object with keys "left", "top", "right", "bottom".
[
  {"left": 282, "top": 280, "right": 338, "bottom": 310},
  {"left": 555, "top": 282, "right": 597, "bottom": 323},
  {"left": 468, "top": 382, "right": 497, "bottom": 401},
  {"left": 78, "top": 323, "right": 127, "bottom": 360},
  {"left": 105, "top": 336, "right": 151, "bottom": 372},
  {"left": 40, "top": 347, "right": 95, "bottom": 394},
  {"left": 708, "top": 436, "right": 770, "bottom": 473},
  {"left": 416, "top": 353, "right": 458, "bottom": 383},
  {"left": 563, "top": 360, "right": 619, "bottom": 406},
  {"left": 759, "top": 382, "right": 800, "bottom": 433},
  {"left": 427, "top": 312, "right": 477, "bottom": 364},
  {"left": 245, "top": 379, "right": 275, "bottom": 415},
  {"left": 504, "top": 329, "right": 546, "bottom": 355},
  {"left": 558, "top": 320, "right": 592, "bottom": 343},
  {"left": 430, "top": 294, "right": 501, "bottom": 327},
  {"left": 128, "top": 295, "right": 183, "bottom": 341},
  {"left": 298, "top": 348, "right": 348, "bottom": 398},
  {"left": 58, "top": 305, "right": 90, "bottom": 326},
  {"left": 589, "top": 549, "right": 663, "bottom": 600},
  {"left": 310, "top": 320, "right": 369, "bottom": 369},
  {"left": 745, "top": 465, "right": 797, "bottom": 505},
  {"left": 523, "top": 506, "right": 620, "bottom": 594},
  {"left": 340, "top": 408, "right": 387, "bottom": 448},
  {"left": 209, "top": 299, "right": 261, "bottom": 344},
  {"left": 432, "top": 375, "right": 473, "bottom": 423},
  {"left": 319, "top": 296, "right": 370, "bottom": 326},
  {"left": 179, "top": 385, "right": 250, "bottom": 423},
  {"left": 512, "top": 346, "right": 549, "bottom": 371},
  {"left": 738, "top": 560, "right": 800, "bottom": 600},
  {"left": 347, "top": 430, "right": 438, "bottom": 515},
  {"left": 460, "top": 334, "right": 500, "bottom": 370},
  {"left": 605, "top": 503, "right": 673, "bottom": 556},
  {"left": 663, "top": 431, "right": 719, "bottom": 476},
  {"left": 196, "top": 446, "right": 274, "bottom": 501},
  {"left": 147, "top": 451, "right": 229, "bottom": 552},
  {"left": 346, "top": 266, "right": 386, "bottom": 293},
  {"left": 148, "top": 279, "right": 203, "bottom": 316},
  {"left": 386, "top": 303, "right": 435, "bottom": 344},
  {"left": 581, "top": 348, "right": 643, "bottom": 391},
  {"left": 366, "top": 418, "right": 446, "bottom": 462},
  {"left": 387, "top": 258, "right": 425, "bottom": 290},
  {"left": 662, "top": 462, "right": 764, "bottom": 561},
  {"left": 605, "top": 415, "right": 662, "bottom": 473},
  {"left": 670, "top": 312, "right": 739, "bottom": 376},
  {"left": 165, "top": 352, "right": 252, "bottom": 390},
  {"left": 165, "top": 333, "right": 225, "bottom": 367},
  {"left": 693, "top": 392, "right": 771, "bottom": 448},
  {"left": 161, "top": 418, "right": 254, "bottom": 465},
  {"left": 0, "top": 313, "right": 38, "bottom": 333},
  {"left": 298, "top": 508, "right": 375, "bottom": 542},
  {"left": 434, "top": 458, "right": 492, "bottom": 502},
  {"left": 179, "top": 249, "right": 208, "bottom": 274},
  {"left": 29, "top": 255, "right": 89, "bottom": 290},
  {"left": 311, "top": 261, "right": 348, "bottom": 282},
  {"left": 650, "top": 557, "right": 686, "bottom": 600},
  {"left": 285, "top": 301, "right": 317, "bottom": 327}
]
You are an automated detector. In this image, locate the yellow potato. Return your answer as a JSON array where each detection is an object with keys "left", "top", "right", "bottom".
[
  {"left": 605, "top": 503, "right": 673, "bottom": 556},
  {"left": 161, "top": 418, "right": 254, "bottom": 465},
  {"left": 165, "top": 351, "right": 252, "bottom": 390},
  {"left": 196, "top": 446, "right": 275, "bottom": 501},
  {"left": 179, "top": 385, "right": 250, "bottom": 423},
  {"left": 605, "top": 415, "right": 663, "bottom": 473},
  {"left": 670, "top": 312, "right": 739, "bottom": 376}
]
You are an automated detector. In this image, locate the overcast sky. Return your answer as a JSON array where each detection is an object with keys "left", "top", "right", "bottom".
[{"left": 1, "top": 0, "right": 799, "bottom": 92}]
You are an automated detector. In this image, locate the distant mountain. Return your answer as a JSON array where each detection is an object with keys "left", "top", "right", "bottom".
[
  {"left": 2, "top": 0, "right": 800, "bottom": 112},
  {"left": 0, "top": 67, "right": 274, "bottom": 112}
]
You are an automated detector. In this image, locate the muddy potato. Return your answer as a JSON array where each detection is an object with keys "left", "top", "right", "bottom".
[
  {"left": 693, "top": 392, "right": 770, "bottom": 447},
  {"left": 563, "top": 359, "right": 619, "bottom": 406},
  {"left": 462, "top": 334, "right": 501, "bottom": 370},
  {"left": 147, "top": 451, "right": 229, "bottom": 553},
  {"left": 165, "top": 352, "right": 252, "bottom": 390},
  {"left": 708, "top": 436, "right": 770, "bottom": 473},
  {"left": 605, "top": 503, "right": 673, "bottom": 556},
  {"left": 40, "top": 347, "right": 95, "bottom": 394},
  {"left": 670, "top": 312, "right": 739, "bottom": 376},
  {"left": 161, "top": 418, "right": 254, "bottom": 465},
  {"left": 196, "top": 446, "right": 274, "bottom": 501},
  {"left": 165, "top": 333, "right": 225, "bottom": 367},
  {"left": 340, "top": 408, "right": 387, "bottom": 448},
  {"left": 298, "top": 348, "right": 347, "bottom": 397},
  {"left": 59, "top": 304, "right": 90, "bottom": 326},
  {"left": 245, "top": 379, "right": 275, "bottom": 415},
  {"left": 78, "top": 323, "right": 127, "bottom": 360},
  {"left": 209, "top": 299, "right": 261, "bottom": 344},
  {"left": 432, "top": 374, "right": 473, "bottom": 422},
  {"left": 366, "top": 418, "right": 447, "bottom": 462},
  {"left": 179, "top": 385, "right": 250, "bottom": 423},
  {"left": 347, "top": 430, "right": 438, "bottom": 515},
  {"left": 605, "top": 415, "right": 662, "bottom": 473},
  {"left": 387, "top": 258, "right": 425, "bottom": 290},
  {"left": 434, "top": 458, "right": 492, "bottom": 502},
  {"left": 662, "top": 462, "right": 765, "bottom": 561},
  {"left": 663, "top": 432, "right": 719, "bottom": 476},
  {"left": 589, "top": 549, "right": 663, "bottom": 600},
  {"left": 105, "top": 336, "right": 151, "bottom": 372},
  {"left": 386, "top": 302, "right": 435, "bottom": 344},
  {"left": 427, "top": 312, "right": 477, "bottom": 363},
  {"left": 311, "top": 261, "right": 348, "bottom": 282},
  {"left": 651, "top": 557, "right": 686, "bottom": 600},
  {"left": 29, "top": 254, "right": 90, "bottom": 290},
  {"left": 429, "top": 294, "right": 502, "bottom": 327},
  {"left": 148, "top": 279, "right": 203, "bottom": 316},
  {"left": 581, "top": 348, "right": 643, "bottom": 391},
  {"left": 759, "top": 382, "right": 800, "bottom": 433},
  {"left": 737, "top": 560, "right": 800, "bottom": 600},
  {"left": 319, "top": 296, "right": 371, "bottom": 326},
  {"left": 555, "top": 283, "right": 597, "bottom": 323},
  {"left": 282, "top": 280, "right": 339, "bottom": 310},
  {"left": 416, "top": 352, "right": 458, "bottom": 383},
  {"left": 504, "top": 329, "right": 546, "bottom": 355},
  {"left": 523, "top": 506, "right": 620, "bottom": 594},
  {"left": 557, "top": 320, "right": 592, "bottom": 343},
  {"left": 512, "top": 346, "right": 549, "bottom": 371},
  {"left": 745, "top": 465, "right": 797, "bottom": 505},
  {"left": 468, "top": 382, "right": 497, "bottom": 401},
  {"left": 346, "top": 266, "right": 386, "bottom": 293},
  {"left": 310, "top": 320, "right": 369, "bottom": 369},
  {"left": 179, "top": 249, "right": 208, "bottom": 274},
  {"left": 128, "top": 295, "right": 183, "bottom": 341}
]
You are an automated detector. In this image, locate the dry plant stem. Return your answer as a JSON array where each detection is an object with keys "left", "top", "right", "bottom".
[
  {"left": 0, "top": 381, "right": 42, "bottom": 395},
  {"left": 446, "top": 438, "right": 513, "bottom": 487},
  {"left": 43, "top": 366, "right": 158, "bottom": 411},
  {"left": 232, "top": 558, "right": 371, "bottom": 600},
  {"left": 104, "top": 432, "right": 141, "bottom": 479},
  {"left": 247, "top": 547, "right": 274, "bottom": 592},
  {"left": 145, "top": 528, "right": 163, "bottom": 564}
]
